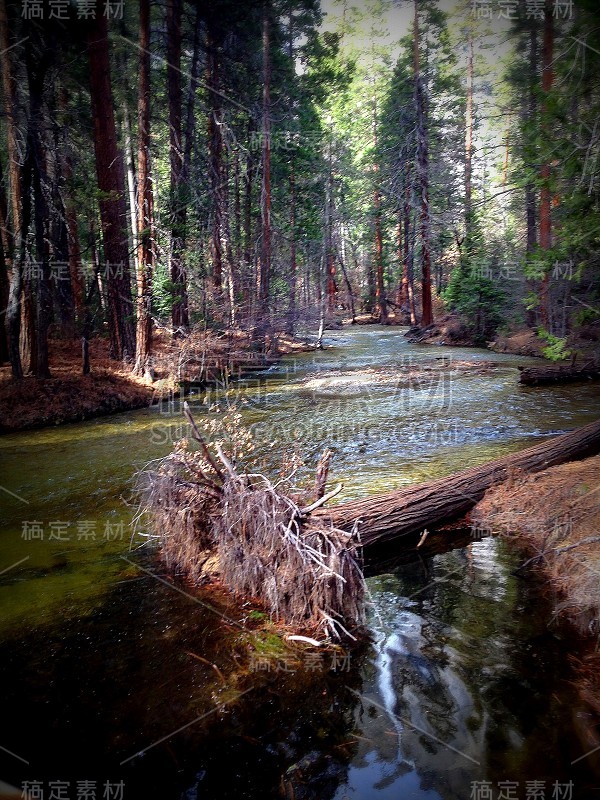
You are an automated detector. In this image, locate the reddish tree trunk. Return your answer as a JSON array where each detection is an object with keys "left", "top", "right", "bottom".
[
  {"left": 133, "top": 0, "right": 155, "bottom": 378},
  {"left": 87, "top": 3, "right": 135, "bottom": 360}
]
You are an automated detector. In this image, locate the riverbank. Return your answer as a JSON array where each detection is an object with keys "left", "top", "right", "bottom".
[
  {"left": 403, "top": 313, "right": 600, "bottom": 360},
  {"left": 0, "top": 329, "right": 315, "bottom": 433},
  {"left": 471, "top": 455, "right": 600, "bottom": 738}
]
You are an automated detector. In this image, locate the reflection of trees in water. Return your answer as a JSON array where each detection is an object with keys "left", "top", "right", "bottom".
[
  {"left": 0, "top": 568, "right": 370, "bottom": 800},
  {"left": 373, "top": 611, "right": 483, "bottom": 799},
  {"left": 346, "top": 540, "right": 594, "bottom": 799}
]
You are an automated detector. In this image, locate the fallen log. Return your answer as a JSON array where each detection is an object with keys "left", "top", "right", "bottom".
[
  {"left": 314, "top": 418, "right": 600, "bottom": 548},
  {"left": 518, "top": 361, "right": 600, "bottom": 386}
]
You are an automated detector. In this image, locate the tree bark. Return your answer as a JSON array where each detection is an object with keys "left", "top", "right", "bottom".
[
  {"left": 518, "top": 362, "right": 600, "bottom": 385},
  {"left": 287, "top": 162, "right": 297, "bottom": 334},
  {"left": 464, "top": 32, "right": 473, "bottom": 251},
  {"left": 167, "top": 0, "right": 189, "bottom": 333},
  {"left": 414, "top": 0, "right": 432, "bottom": 327},
  {"left": 133, "top": 0, "right": 154, "bottom": 379},
  {"left": 315, "top": 419, "right": 600, "bottom": 548},
  {"left": 538, "top": 0, "right": 554, "bottom": 329},
  {"left": 373, "top": 181, "right": 387, "bottom": 324},
  {"left": 259, "top": 3, "right": 271, "bottom": 324},
  {"left": 26, "top": 32, "right": 51, "bottom": 378},
  {"left": 87, "top": 3, "right": 135, "bottom": 360},
  {"left": 403, "top": 165, "right": 417, "bottom": 326},
  {"left": 0, "top": 0, "right": 23, "bottom": 376},
  {"left": 206, "top": 23, "right": 224, "bottom": 296}
]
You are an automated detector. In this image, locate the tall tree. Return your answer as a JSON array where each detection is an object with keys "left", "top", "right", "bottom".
[
  {"left": 87, "top": 2, "right": 135, "bottom": 360},
  {"left": 167, "top": 0, "right": 189, "bottom": 333},
  {"left": 133, "top": 0, "right": 155, "bottom": 378},
  {"left": 538, "top": 0, "right": 554, "bottom": 328},
  {"left": 25, "top": 23, "right": 52, "bottom": 378},
  {"left": 1, "top": 0, "right": 23, "bottom": 376},
  {"left": 414, "top": 0, "right": 433, "bottom": 326},
  {"left": 205, "top": 17, "right": 225, "bottom": 296},
  {"left": 259, "top": 1, "right": 272, "bottom": 323}
]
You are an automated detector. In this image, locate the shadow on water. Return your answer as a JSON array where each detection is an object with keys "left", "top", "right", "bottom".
[{"left": 0, "top": 553, "right": 367, "bottom": 799}]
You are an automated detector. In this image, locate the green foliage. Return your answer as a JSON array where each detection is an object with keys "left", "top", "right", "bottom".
[
  {"left": 537, "top": 329, "right": 571, "bottom": 362},
  {"left": 443, "top": 260, "right": 506, "bottom": 343},
  {"left": 152, "top": 264, "right": 176, "bottom": 319},
  {"left": 574, "top": 307, "right": 599, "bottom": 326}
]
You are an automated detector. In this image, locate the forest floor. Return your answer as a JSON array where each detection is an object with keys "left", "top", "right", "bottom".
[
  {"left": 471, "top": 454, "right": 600, "bottom": 750},
  {"left": 0, "top": 329, "right": 315, "bottom": 433}
]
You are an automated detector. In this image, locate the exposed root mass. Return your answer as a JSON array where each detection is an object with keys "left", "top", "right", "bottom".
[{"left": 136, "top": 404, "right": 366, "bottom": 641}]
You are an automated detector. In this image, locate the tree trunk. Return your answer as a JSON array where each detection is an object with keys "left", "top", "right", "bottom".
[
  {"left": 464, "top": 32, "right": 473, "bottom": 252},
  {"left": 338, "top": 223, "right": 356, "bottom": 323},
  {"left": 206, "top": 23, "right": 224, "bottom": 296},
  {"left": 0, "top": 0, "right": 23, "bottom": 376},
  {"left": 373, "top": 182, "right": 387, "bottom": 324},
  {"left": 259, "top": 3, "right": 271, "bottom": 324},
  {"left": 122, "top": 99, "right": 138, "bottom": 250},
  {"left": 133, "top": 0, "right": 154, "bottom": 379},
  {"left": 315, "top": 419, "right": 600, "bottom": 548},
  {"left": 404, "top": 166, "right": 417, "bottom": 326},
  {"left": 0, "top": 248, "right": 8, "bottom": 364},
  {"left": 287, "top": 162, "right": 297, "bottom": 334},
  {"left": 58, "top": 88, "right": 85, "bottom": 325},
  {"left": 414, "top": 1, "right": 432, "bottom": 327},
  {"left": 326, "top": 134, "right": 336, "bottom": 315},
  {"left": 243, "top": 121, "right": 254, "bottom": 308},
  {"left": 167, "top": 0, "right": 189, "bottom": 333},
  {"left": 518, "top": 362, "right": 600, "bottom": 385},
  {"left": 87, "top": 3, "right": 135, "bottom": 361},
  {"left": 538, "top": 0, "right": 554, "bottom": 329}
]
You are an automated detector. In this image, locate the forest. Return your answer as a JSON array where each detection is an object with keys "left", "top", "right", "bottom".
[{"left": 0, "top": 0, "right": 599, "bottom": 387}]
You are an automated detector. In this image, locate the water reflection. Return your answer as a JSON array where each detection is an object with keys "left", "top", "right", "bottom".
[
  {"left": 333, "top": 538, "right": 598, "bottom": 799},
  {"left": 1, "top": 327, "right": 600, "bottom": 798}
]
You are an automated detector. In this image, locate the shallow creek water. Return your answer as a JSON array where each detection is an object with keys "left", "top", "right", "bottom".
[{"left": 1, "top": 327, "right": 599, "bottom": 799}]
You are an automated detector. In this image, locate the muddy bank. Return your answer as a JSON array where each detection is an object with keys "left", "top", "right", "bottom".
[
  {"left": 470, "top": 455, "right": 600, "bottom": 743},
  {"left": 0, "top": 330, "right": 315, "bottom": 433}
]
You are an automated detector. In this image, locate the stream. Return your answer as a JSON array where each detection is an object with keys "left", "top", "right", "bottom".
[{"left": 1, "top": 327, "right": 600, "bottom": 799}]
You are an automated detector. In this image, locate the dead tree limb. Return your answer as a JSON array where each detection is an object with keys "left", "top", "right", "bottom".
[
  {"left": 314, "top": 448, "right": 333, "bottom": 499},
  {"left": 518, "top": 362, "right": 600, "bottom": 386},
  {"left": 300, "top": 484, "right": 343, "bottom": 515},
  {"left": 314, "top": 418, "right": 600, "bottom": 548}
]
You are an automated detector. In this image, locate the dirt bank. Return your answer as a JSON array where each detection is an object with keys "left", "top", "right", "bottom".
[
  {"left": 405, "top": 314, "right": 600, "bottom": 361},
  {"left": 0, "top": 330, "right": 314, "bottom": 433},
  {"left": 470, "top": 455, "right": 600, "bottom": 735}
]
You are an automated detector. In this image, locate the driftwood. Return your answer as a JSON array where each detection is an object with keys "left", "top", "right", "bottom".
[
  {"left": 518, "top": 361, "right": 600, "bottom": 386},
  {"left": 314, "top": 418, "right": 600, "bottom": 548},
  {"left": 137, "top": 404, "right": 366, "bottom": 640}
]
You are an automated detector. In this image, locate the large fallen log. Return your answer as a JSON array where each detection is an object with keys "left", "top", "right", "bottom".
[
  {"left": 518, "top": 361, "right": 600, "bottom": 386},
  {"left": 314, "top": 418, "right": 600, "bottom": 548}
]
